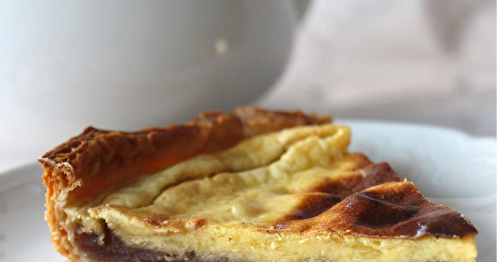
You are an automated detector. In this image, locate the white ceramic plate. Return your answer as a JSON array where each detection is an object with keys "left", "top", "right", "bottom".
[{"left": 0, "top": 121, "right": 496, "bottom": 262}]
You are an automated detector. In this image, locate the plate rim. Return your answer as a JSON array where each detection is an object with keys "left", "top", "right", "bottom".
[{"left": 337, "top": 118, "right": 496, "bottom": 141}]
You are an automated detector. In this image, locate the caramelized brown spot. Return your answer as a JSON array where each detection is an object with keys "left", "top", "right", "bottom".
[
  {"left": 269, "top": 163, "right": 476, "bottom": 238},
  {"left": 276, "top": 162, "right": 402, "bottom": 227},
  {"left": 193, "top": 218, "right": 207, "bottom": 229},
  {"left": 350, "top": 191, "right": 421, "bottom": 229},
  {"left": 276, "top": 182, "right": 477, "bottom": 238},
  {"left": 276, "top": 194, "right": 340, "bottom": 229},
  {"left": 313, "top": 175, "right": 365, "bottom": 198},
  {"left": 311, "top": 156, "right": 400, "bottom": 199}
]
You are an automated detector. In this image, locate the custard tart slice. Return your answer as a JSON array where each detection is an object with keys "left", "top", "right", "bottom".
[{"left": 39, "top": 108, "right": 477, "bottom": 262}]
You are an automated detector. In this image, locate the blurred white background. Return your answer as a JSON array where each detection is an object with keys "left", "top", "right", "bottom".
[
  {"left": 0, "top": 0, "right": 496, "bottom": 170},
  {"left": 258, "top": 0, "right": 496, "bottom": 136}
]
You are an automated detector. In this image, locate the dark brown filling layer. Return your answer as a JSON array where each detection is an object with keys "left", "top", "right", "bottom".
[{"left": 74, "top": 227, "right": 240, "bottom": 262}]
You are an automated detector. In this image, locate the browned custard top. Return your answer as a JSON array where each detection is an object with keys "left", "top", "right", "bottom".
[
  {"left": 272, "top": 180, "right": 477, "bottom": 238},
  {"left": 86, "top": 125, "right": 476, "bottom": 241}
]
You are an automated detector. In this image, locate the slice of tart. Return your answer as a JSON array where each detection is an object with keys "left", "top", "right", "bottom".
[{"left": 39, "top": 108, "right": 477, "bottom": 262}]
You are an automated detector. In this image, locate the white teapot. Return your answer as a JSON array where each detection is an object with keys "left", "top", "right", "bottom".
[{"left": 0, "top": 0, "right": 302, "bottom": 167}]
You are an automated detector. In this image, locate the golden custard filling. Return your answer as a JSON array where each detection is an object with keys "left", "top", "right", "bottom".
[
  {"left": 60, "top": 124, "right": 476, "bottom": 262},
  {"left": 65, "top": 125, "right": 349, "bottom": 232}
]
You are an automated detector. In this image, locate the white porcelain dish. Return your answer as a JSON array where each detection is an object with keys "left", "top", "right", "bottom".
[{"left": 0, "top": 121, "right": 495, "bottom": 262}]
